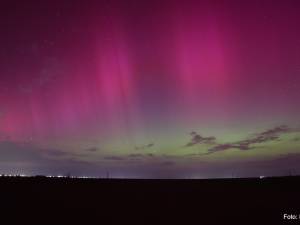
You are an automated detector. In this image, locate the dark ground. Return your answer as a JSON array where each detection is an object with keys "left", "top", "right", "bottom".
[{"left": 0, "top": 176, "right": 300, "bottom": 225}]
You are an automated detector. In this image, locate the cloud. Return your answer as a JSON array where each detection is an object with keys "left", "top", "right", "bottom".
[
  {"left": 0, "top": 140, "right": 98, "bottom": 176},
  {"left": 0, "top": 141, "right": 90, "bottom": 162},
  {"left": 134, "top": 142, "right": 154, "bottom": 151},
  {"left": 207, "top": 125, "right": 299, "bottom": 154},
  {"left": 292, "top": 137, "right": 300, "bottom": 142},
  {"left": 207, "top": 144, "right": 236, "bottom": 154},
  {"left": 85, "top": 147, "right": 98, "bottom": 152},
  {"left": 103, "top": 153, "right": 158, "bottom": 162},
  {"left": 103, "top": 156, "right": 125, "bottom": 161},
  {"left": 185, "top": 131, "right": 216, "bottom": 147},
  {"left": 146, "top": 143, "right": 154, "bottom": 148},
  {"left": 45, "top": 150, "right": 70, "bottom": 157},
  {"left": 250, "top": 125, "right": 291, "bottom": 141},
  {"left": 128, "top": 153, "right": 155, "bottom": 158},
  {"left": 0, "top": 141, "right": 46, "bottom": 162},
  {"left": 128, "top": 154, "right": 144, "bottom": 158}
]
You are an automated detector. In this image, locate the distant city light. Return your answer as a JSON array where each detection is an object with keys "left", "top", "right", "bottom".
[{"left": 0, "top": 174, "right": 105, "bottom": 179}]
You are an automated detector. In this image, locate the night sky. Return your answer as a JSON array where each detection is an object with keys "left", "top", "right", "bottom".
[{"left": 0, "top": 0, "right": 300, "bottom": 178}]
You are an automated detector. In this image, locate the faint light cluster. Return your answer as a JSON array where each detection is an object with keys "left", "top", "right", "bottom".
[
  {"left": 0, "top": 174, "right": 104, "bottom": 179},
  {"left": 0, "top": 174, "right": 28, "bottom": 177}
]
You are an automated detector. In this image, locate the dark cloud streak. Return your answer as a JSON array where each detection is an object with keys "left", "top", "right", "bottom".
[
  {"left": 207, "top": 125, "right": 299, "bottom": 154},
  {"left": 85, "top": 147, "right": 98, "bottom": 152},
  {"left": 134, "top": 143, "right": 154, "bottom": 151},
  {"left": 185, "top": 131, "right": 216, "bottom": 147}
]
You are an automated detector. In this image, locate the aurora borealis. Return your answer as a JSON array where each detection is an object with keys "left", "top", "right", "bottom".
[{"left": 0, "top": 0, "right": 300, "bottom": 178}]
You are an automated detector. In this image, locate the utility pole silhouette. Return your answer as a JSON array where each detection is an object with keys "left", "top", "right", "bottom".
[{"left": 106, "top": 171, "right": 110, "bottom": 179}]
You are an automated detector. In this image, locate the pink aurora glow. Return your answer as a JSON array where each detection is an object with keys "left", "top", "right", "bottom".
[{"left": 1, "top": 0, "right": 300, "bottom": 143}]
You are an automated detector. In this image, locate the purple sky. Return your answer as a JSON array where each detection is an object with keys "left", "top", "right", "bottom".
[{"left": 0, "top": 0, "right": 300, "bottom": 178}]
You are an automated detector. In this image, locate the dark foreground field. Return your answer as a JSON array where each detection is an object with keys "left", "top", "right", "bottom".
[{"left": 0, "top": 176, "right": 300, "bottom": 225}]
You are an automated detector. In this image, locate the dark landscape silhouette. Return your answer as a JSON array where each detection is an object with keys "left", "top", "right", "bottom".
[{"left": 0, "top": 175, "right": 299, "bottom": 224}]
